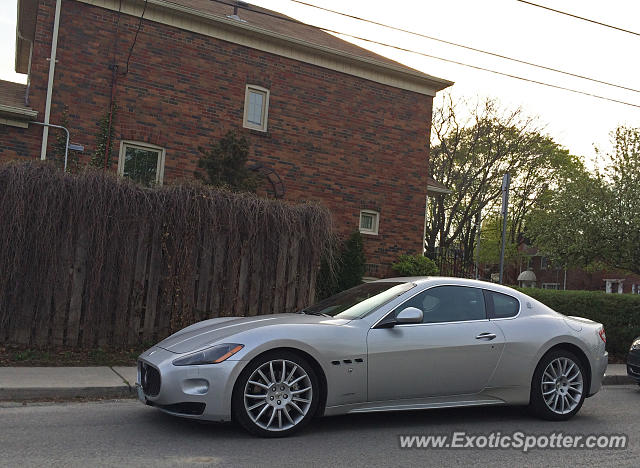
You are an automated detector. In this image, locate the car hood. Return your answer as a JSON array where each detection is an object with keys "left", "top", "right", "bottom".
[{"left": 156, "top": 314, "right": 349, "bottom": 354}]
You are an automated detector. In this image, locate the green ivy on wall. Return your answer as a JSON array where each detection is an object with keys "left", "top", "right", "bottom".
[{"left": 90, "top": 103, "right": 117, "bottom": 168}]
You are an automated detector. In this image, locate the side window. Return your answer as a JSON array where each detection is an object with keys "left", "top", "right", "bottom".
[
  {"left": 243, "top": 85, "right": 270, "bottom": 132},
  {"left": 118, "top": 141, "right": 165, "bottom": 186},
  {"left": 395, "top": 286, "right": 486, "bottom": 324},
  {"left": 484, "top": 290, "right": 519, "bottom": 319}
]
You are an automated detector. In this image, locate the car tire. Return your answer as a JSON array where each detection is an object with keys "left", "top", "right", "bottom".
[
  {"left": 529, "top": 349, "right": 587, "bottom": 421},
  {"left": 232, "top": 350, "right": 320, "bottom": 437}
]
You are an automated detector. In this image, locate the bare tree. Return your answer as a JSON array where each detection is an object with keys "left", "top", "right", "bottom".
[{"left": 427, "top": 96, "right": 573, "bottom": 265}]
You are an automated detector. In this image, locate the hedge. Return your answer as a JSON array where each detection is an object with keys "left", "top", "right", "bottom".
[{"left": 515, "top": 287, "right": 640, "bottom": 358}]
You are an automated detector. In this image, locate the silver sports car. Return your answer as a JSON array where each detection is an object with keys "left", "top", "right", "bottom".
[{"left": 137, "top": 277, "right": 608, "bottom": 437}]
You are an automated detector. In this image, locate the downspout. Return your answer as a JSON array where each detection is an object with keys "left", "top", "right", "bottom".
[
  {"left": 422, "top": 194, "right": 429, "bottom": 255},
  {"left": 17, "top": 30, "right": 33, "bottom": 106},
  {"left": 40, "top": 0, "right": 63, "bottom": 161}
]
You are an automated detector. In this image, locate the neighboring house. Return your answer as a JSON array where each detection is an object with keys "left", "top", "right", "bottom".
[
  {"left": 0, "top": 0, "right": 452, "bottom": 276},
  {"left": 515, "top": 243, "right": 640, "bottom": 294}
]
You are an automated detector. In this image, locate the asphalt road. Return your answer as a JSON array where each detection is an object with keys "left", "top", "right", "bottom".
[{"left": 1, "top": 385, "right": 639, "bottom": 467}]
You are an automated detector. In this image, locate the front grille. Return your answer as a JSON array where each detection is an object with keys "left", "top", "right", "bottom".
[
  {"left": 628, "top": 363, "right": 640, "bottom": 377},
  {"left": 139, "top": 361, "right": 161, "bottom": 396}
]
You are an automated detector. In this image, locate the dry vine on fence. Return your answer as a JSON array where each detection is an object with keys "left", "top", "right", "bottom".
[{"left": 0, "top": 162, "right": 333, "bottom": 348}]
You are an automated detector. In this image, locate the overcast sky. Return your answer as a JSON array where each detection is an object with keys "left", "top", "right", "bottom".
[{"left": 2, "top": 0, "right": 638, "bottom": 166}]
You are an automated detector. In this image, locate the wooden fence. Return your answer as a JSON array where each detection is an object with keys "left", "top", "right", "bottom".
[{"left": 0, "top": 163, "right": 332, "bottom": 348}]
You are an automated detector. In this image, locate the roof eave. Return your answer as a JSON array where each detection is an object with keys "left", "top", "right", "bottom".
[
  {"left": 427, "top": 184, "right": 452, "bottom": 195},
  {"left": 15, "top": 0, "right": 38, "bottom": 75},
  {"left": 77, "top": 0, "right": 453, "bottom": 95},
  {"left": 0, "top": 104, "right": 38, "bottom": 120},
  {"left": 152, "top": 0, "right": 454, "bottom": 93}
]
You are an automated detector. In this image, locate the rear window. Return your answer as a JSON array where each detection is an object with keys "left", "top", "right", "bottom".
[{"left": 484, "top": 290, "right": 519, "bottom": 319}]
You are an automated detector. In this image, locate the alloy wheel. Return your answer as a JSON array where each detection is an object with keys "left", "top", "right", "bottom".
[
  {"left": 541, "top": 357, "right": 583, "bottom": 415},
  {"left": 243, "top": 359, "right": 313, "bottom": 432}
]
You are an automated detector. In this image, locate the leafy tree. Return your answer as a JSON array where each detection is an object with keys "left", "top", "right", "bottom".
[
  {"left": 605, "top": 126, "right": 640, "bottom": 273},
  {"left": 316, "top": 231, "right": 366, "bottom": 300},
  {"left": 525, "top": 160, "right": 609, "bottom": 269},
  {"left": 427, "top": 96, "right": 577, "bottom": 267},
  {"left": 526, "top": 126, "right": 640, "bottom": 274},
  {"left": 476, "top": 214, "right": 520, "bottom": 266},
  {"left": 391, "top": 254, "right": 438, "bottom": 276},
  {"left": 197, "top": 131, "right": 258, "bottom": 192}
]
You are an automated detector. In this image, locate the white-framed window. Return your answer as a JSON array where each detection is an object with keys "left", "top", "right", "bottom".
[
  {"left": 118, "top": 141, "right": 166, "bottom": 187},
  {"left": 243, "top": 85, "right": 270, "bottom": 132},
  {"left": 359, "top": 210, "right": 379, "bottom": 235},
  {"left": 541, "top": 283, "right": 560, "bottom": 290}
]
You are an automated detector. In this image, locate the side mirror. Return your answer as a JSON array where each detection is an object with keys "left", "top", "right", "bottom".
[{"left": 396, "top": 307, "right": 423, "bottom": 324}]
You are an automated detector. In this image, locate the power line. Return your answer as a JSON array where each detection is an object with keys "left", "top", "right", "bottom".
[
  {"left": 291, "top": 0, "right": 640, "bottom": 94},
  {"left": 516, "top": 0, "right": 640, "bottom": 36},
  {"left": 201, "top": 0, "right": 640, "bottom": 109},
  {"left": 329, "top": 30, "right": 640, "bottom": 109}
]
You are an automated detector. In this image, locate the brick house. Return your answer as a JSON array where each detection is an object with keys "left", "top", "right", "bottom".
[
  {"left": 0, "top": 0, "right": 452, "bottom": 276},
  {"left": 515, "top": 243, "right": 640, "bottom": 294}
]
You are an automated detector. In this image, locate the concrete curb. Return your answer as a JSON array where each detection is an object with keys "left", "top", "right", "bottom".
[
  {"left": 0, "top": 386, "right": 135, "bottom": 401},
  {"left": 602, "top": 374, "right": 635, "bottom": 386}
]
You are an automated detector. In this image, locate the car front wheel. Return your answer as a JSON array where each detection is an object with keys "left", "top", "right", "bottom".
[
  {"left": 232, "top": 351, "right": 319, "bottom": 437},
  {"left": 529, "top": 349, "right": 586, "bottom": 421}
]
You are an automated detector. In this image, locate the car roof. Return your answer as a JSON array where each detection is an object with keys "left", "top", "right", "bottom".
[{"left": 374, "top": 276, "right": 522, "bottom": 296}]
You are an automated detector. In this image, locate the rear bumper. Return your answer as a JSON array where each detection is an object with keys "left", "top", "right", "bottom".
[
  {"left": 137, "top": 346, "right": 247, "bottom": 422},
  {"left": 588, "top": 351, "right": 607, "bottom": 396}
]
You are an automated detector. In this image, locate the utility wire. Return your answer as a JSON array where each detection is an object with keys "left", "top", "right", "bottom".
[
  {"left": 517, "top": 0, "right": 640, "bottom": 37},
  {"left": 290, "top": 0, "right": 640, "bottom": 94},
  {"left": 201, "top": 0, "right": 640, "bottom": 109}
]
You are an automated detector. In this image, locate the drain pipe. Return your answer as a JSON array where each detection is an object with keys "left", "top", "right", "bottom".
[{"left": 40, "top": 0, "right": 63, "bottom": 161}]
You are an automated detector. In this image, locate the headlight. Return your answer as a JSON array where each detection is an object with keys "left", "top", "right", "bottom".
[
  {"left": 631, "top": 338, "right": 640, "bottom": 351},
  {"left": 172, "top": 344, "right": 244, "bottom": 366}
]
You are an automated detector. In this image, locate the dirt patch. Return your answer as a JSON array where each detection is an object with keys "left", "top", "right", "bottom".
[{"left": 0, "top": 345, "right": 144, "bottom": 367}]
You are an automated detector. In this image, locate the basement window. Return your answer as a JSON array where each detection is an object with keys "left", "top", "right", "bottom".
[
  {"left": 118, "top": 141, "right": 166, "bottom": 187},
  {"left": 359, "top": 210, "right": 379, "bottom": 235},
  {"left": 243, "top": 85, "right": 270, "bottom": 132}
]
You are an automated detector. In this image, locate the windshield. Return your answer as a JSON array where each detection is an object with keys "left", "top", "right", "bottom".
[{"left": 302, "top": 282, "right": 415, "bottom": 320}]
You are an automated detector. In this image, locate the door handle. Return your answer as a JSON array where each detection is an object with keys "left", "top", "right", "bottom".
[{"left": 475, "top": 332, "right": 497, "bottom": 340}]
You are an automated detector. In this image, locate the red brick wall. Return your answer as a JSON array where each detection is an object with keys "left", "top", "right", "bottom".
[{"left": 0, "top": 0, "right": 434, "bottom": 274}]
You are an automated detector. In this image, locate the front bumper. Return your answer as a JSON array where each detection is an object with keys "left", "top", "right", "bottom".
[
  {"left": 627, "top": 350, "right": 640, "bottom": 383},
  {"left": 137, "top": 346, "right": 247, "bottom": 422}
]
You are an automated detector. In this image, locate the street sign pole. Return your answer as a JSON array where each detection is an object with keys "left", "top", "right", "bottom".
[
  {"left": 31, "top": 121, "right": 70, "bottom": 171},
  {"left": 499, "top": 173, "right": 510, "bottom": 284},
  {"left": 475, "top": 210, "right": 481, "bottom": 280}
]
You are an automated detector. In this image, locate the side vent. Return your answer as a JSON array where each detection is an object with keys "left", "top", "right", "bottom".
[{"left": 331, "top": 358, "right": 365, "bottom": 365}]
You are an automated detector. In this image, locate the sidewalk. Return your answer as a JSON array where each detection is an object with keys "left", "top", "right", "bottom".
[
  {"left": 0, "top": 364, "right": 634, "bottom": 402},
  {"left": 0, "top": 366, "right": 137, "bottom": 401}
]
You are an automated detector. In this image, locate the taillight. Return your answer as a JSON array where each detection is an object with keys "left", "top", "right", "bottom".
[{"left": 598, "top": 328, "right": 606, "bottom": 343}]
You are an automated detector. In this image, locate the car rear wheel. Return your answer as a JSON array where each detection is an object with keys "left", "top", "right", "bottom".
[
  {"left": 232, "top": 351, "right": 319, "bottom": 437},
  {"left": 529, "top": 349, "right": 586, "bottom": 420}
]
